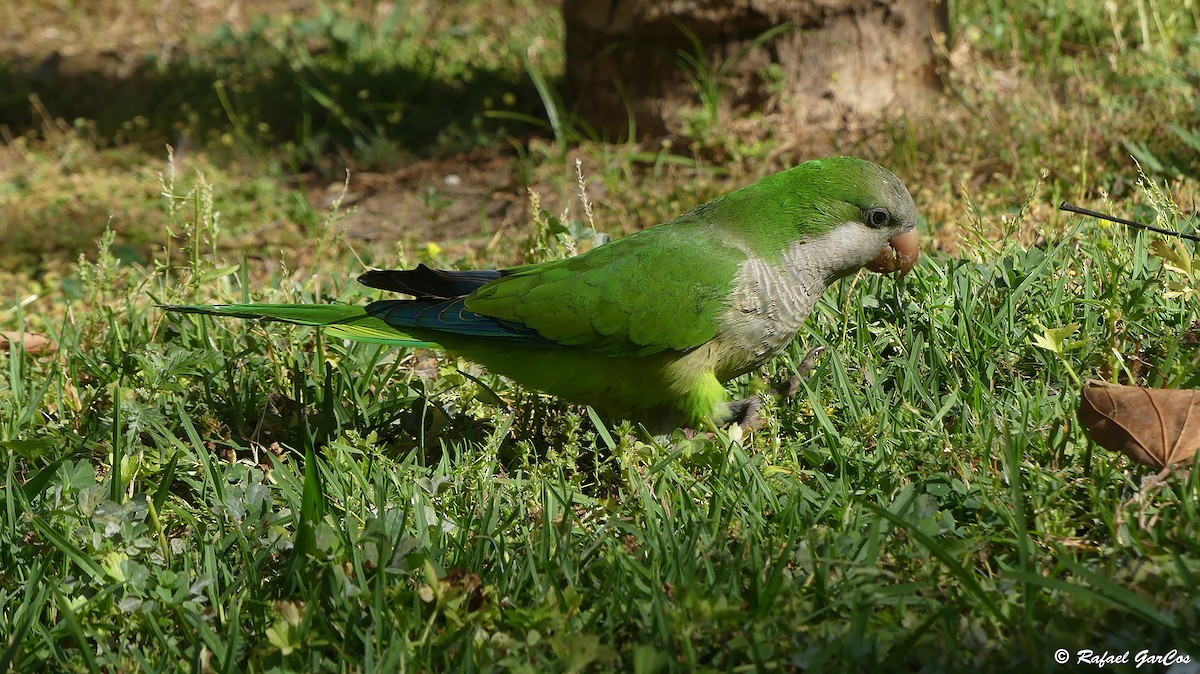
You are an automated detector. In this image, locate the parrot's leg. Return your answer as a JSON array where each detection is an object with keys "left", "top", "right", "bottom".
[
  {"left": 724, "top": 396, "right": 763, "bottom": 429},
  {"left": 727, "top": 346, "right": 827, "bottom": 430},
  {"left": 772, "top": 345, "right": 827, "bottom": 400}
]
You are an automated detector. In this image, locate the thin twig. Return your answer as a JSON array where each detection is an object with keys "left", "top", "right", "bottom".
[{"left": 1059, "top": 201, "right": 1200, "bottom": 243}]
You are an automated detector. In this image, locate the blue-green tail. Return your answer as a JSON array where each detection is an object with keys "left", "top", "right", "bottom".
[
  {"left": 161, "top": 303, "right": 437, "bottom": 347},
  {"left": 163, "top": 296, "right": 553, "bottom": 349},
  {"left": 164, "top": 266, "right": 558, "bottom": 349}
]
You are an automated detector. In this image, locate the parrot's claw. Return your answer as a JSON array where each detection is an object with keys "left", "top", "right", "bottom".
[
  {"left": 726, "top": 395, "right": 765, "bottom": 430},
  {"left": 794, "top": 345, "right": 827, "bottom": 380},
  {"left": 773, "top": 376, "right": 803, "bottom": 399},
  {"left": 727, "top": 345, "right": 828, "bottom": 431}
]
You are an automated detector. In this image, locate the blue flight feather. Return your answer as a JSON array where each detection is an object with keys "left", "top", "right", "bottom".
[{"left": 365, "top": 299, "right": 552, "bottom": 345}]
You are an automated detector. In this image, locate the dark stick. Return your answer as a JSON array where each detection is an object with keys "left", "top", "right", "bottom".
[{"left": 1059, "top": 201, "right": 1200, "bottom": 243}]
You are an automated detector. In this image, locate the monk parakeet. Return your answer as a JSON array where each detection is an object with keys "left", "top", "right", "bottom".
[{"left": 166, "top": 156, "right": 919, "bottom": 431}]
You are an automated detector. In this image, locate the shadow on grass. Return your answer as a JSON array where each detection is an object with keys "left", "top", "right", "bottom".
[{"left": 0, "top": 41, "right": 551, "bottom": 168}]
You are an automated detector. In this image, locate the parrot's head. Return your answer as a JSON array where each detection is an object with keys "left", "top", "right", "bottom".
[
  {"left": 785, "top": 156, "right": 921, "bottom": 280},
  {"left": 855, "top": 161, "right": 920, "bottom": 278}
]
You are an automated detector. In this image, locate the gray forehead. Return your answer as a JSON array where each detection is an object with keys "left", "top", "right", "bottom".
[{"left": 880, "top": 171, "right": 918, "bottom": 226}]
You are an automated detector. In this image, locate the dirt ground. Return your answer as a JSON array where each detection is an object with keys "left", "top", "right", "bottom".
[{"left": 307, "top": 150, "right": 529, "bottom": 254}]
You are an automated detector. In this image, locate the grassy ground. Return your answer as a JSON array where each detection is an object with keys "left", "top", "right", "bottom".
[{"left": 3, "top": 0, "right": 1200, "bottom": 671}]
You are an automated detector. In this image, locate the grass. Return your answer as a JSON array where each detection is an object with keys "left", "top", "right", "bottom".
[{"left": 3, "top": 0, "right": 1200, "bottom": 671}]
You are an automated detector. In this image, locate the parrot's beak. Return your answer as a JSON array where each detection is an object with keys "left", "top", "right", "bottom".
[{"left": 866, "top": 228, "right": 920, "bottom": 278}]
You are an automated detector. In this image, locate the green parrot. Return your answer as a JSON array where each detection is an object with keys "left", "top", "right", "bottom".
[{"left": 165, "top": 156, "right": 919, "bottom": 432}]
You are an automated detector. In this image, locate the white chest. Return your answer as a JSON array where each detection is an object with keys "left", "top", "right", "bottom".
[{"left": 716, "top": 239, "right": 835, "bottom": 375}]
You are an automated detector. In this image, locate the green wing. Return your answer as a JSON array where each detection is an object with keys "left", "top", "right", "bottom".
[{"left": 466, "top": 225, "right": 746, "bottom": 356}]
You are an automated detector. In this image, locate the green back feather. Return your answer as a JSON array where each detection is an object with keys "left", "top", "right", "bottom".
[{"left": 466, "top": 225, "right": 746, "bottom": 356}]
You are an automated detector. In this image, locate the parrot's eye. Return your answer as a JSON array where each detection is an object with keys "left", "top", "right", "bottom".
[{"left": 864, "top": 208, "right": 891, "bottom": 228}]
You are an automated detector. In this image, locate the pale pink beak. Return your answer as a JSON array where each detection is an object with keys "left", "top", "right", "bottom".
[{"left": 866, "top": 228, "right": 920, "bottom": 278}]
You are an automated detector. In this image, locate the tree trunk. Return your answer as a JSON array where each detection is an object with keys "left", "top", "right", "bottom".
[{"left": 563, "top": 0, "right": 948, "bottom": 140}]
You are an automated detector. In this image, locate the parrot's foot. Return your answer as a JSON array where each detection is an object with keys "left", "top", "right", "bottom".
[
  {"left": 726, "top": 395, "right": 765, "bottom": 430},
  {"left": 726, "top": 345, "right": 827, "bottom": 431},
  {"left": 776, "top": 345, "right": 827, "bottom": 398}
]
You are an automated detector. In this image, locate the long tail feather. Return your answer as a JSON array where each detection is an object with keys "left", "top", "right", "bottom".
[
  {"left": 161, "top": 304, "right": 436, "bottom": 347},
  {"left": 358, "top": 264, "right": 504, "bottom": 299}
]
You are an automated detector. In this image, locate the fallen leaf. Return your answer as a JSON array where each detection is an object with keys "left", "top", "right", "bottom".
[
  {"left": 1078, "top": 381, "right": 1200, "bottom": 469},
  {"left": 0, "top": 331, "right": 57, "bottom": 354}
]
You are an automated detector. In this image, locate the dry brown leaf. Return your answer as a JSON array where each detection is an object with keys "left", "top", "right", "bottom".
[
  {"left": 0, "top": 331, "right": 57, "bottom": 355},
  {"left": 1078, "top": 381, "right": 1200, "bottom": 469}
]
